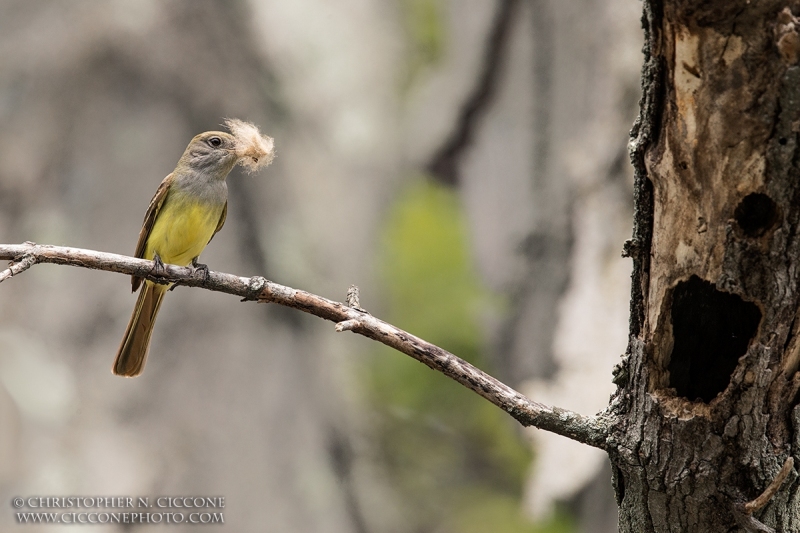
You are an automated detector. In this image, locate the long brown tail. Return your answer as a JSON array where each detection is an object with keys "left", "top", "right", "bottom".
[{"left": 113, "top": 281, "right": 168, "bottom": 377}]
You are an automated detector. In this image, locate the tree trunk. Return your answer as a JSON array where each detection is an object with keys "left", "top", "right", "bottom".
[{"left": 612, "top": 1, "right": 800, "bottom": 531}]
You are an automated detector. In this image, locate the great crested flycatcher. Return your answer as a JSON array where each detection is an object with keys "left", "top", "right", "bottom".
[{"left": 113, "top": 119, "right": 274, "bottom": 377}]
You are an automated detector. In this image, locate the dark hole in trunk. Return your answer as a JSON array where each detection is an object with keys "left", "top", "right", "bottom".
[
  {"left": 667, "top": 276, "right": 761, "bottom": 402},
  {"left": 734, "top": 193, "right": 778, "bottom": 238}
]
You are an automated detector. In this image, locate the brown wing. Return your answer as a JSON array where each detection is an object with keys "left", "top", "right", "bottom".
[
  {"left": 131, "top": 173, "right": 174, "bottom": 292},
  {"left": 207, "top": 201, "right": 227, "bottom": 245}
]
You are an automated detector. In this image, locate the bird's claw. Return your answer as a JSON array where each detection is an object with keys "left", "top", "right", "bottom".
[
  {"left": 191, "top": 259, "right": 210, "bottom": 282},
  {"left": 150, "top": 253, "right": 166, "bottom": 275}
]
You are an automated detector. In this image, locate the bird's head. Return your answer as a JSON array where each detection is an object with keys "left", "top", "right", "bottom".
[
  {"left": 181, "top": 131, "right": 239, "bottom": 176},
  {"left": 179, "top": 120, "right": 275, "bottom": 177}
]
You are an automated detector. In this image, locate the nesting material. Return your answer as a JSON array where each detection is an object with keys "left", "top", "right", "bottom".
[{"left": 224, "top": 118, "right": 275, "bottom": 172}]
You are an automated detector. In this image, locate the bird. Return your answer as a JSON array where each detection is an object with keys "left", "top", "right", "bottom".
[{"left": 113, "top": 119, "right": 274, "bottom": 377}]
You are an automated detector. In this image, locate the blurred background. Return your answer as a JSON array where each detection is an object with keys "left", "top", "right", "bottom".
[{"left": 0, "top": 1, "right": 641, "bottom": 531}]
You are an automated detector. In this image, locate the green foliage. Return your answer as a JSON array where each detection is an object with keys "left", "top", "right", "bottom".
[
  {"left": 368, "top": 179, "right": 574, "bottom": 532},
  {"left": 380, "top": 177, "right": 485, "bottom": 352},
  {"left": 449, "top": 491, "right": 576, "bottom": 533},
  {"left": 399, "top": 0, "right": 446, "bottom": 88}
]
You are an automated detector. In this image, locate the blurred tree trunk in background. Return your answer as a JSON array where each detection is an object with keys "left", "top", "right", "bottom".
[
  {"left": 0, "top": 1, "right": 394, "bottom": 531},
  {"left": 472, "top": 1, "right": 640, "bottom": 531}
]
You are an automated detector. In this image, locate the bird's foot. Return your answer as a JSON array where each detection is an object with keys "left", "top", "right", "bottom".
[
  {"left": 150, "top": 253, "right": 166, "bottom": 275},
  {"left": 191, "top": 258, "right": 210, "bottom": 282},
  {"left": 150, "top": 253, "right": 174, "bottom": 288}
]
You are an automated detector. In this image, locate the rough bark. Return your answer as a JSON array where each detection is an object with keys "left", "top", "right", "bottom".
[{"left": 611, "top": 1, "right": 800, "bottom": 531}]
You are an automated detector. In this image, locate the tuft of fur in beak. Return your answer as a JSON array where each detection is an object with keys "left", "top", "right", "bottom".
[{"left": 223, "top": 118, "right": 275, "bottom": 172}]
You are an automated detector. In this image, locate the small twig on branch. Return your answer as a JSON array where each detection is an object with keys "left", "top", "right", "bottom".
[
  {"left": 346, "top": 285, "right": 360, "bottom": 308},
  {"left": 345, "top": 284, "right": 366, "bottom": 312},
  {"left": 335, "top": 319, "right": 360, "bottom": 332},
  {"left": 0, "top": 242, "right": 612, "bottom": 450},
  {"left": 733, "top": 456, "right": 795, "bottom": 533},
  {"left": 0, "top": 250, "right": 37, "bottom": 283},
  {"left": 744, "top": 456, "right": 795, "bottom": 514}
]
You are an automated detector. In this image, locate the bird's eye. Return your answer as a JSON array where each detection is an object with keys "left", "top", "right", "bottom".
[{"left": 208, "top": 136, "right": 222, "bottom": 148}]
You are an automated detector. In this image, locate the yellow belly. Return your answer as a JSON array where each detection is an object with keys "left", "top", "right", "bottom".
[{"left": 145, "top": 197, "right": 223, "bottom": 266}]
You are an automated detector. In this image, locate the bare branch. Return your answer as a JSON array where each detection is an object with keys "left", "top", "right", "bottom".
[
  {"left": 0, "top": 249, "right": 36, "bottom": 283},
  {"left": 743, "top": 456, "right": 795, "bottom": 514},
  {"left": 0, "top": 242, "right": 612, "bottom": 449},
  {"left": 731, "top": 456, "right": 795, "bottom": 533}
]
